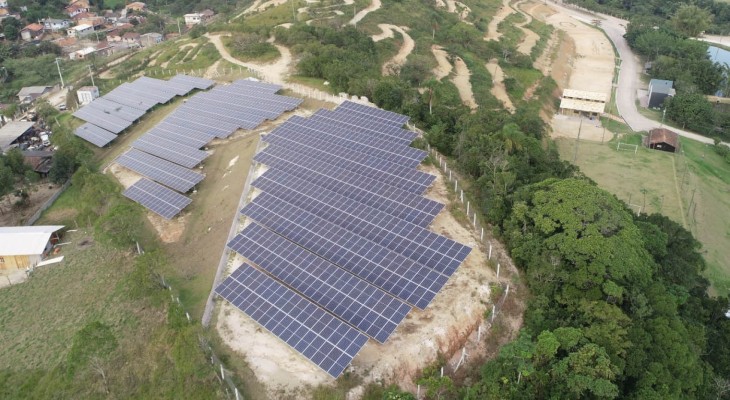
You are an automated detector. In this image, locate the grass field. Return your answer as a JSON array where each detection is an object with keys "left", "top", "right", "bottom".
[{"left": 556, "top": 136, "right": 730, "bottom": 296}]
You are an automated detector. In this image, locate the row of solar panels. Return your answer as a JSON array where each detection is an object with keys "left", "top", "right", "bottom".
[
  {"left": 118, "top": 80, "right": 303, "bottom": 219},
  {"left": 216, "top": 103, "right": 472, "bottom": 378},
  {"left": 73, "top": 75, "right": 215, "bottom": 147}
]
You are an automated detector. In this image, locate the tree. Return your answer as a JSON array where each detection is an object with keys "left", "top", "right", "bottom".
[
  {"left": 2, "top": 18, "right": 20, "bottom": 41},
  {"left": 671, "top": 5, "right": 713, "bottom": 37}
]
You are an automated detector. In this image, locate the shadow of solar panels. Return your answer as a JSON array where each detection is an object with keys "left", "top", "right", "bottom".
[
  {"left": 74, "top": 123, "right": 117, "bottom": 147},
  {"left": 241, "top": 196, "right": 448, "bottom": 309},
  {"left": 262, "top": 131, "right": 436, "bottom": 191},
  {"left": 215, "top": 264, "right": 369, "bottom": 378},
  {"left": 252, "top": 153, "right": 441, "bottom": 225},
  {"left": 250, "top": 171, "right": 468, "bottom": 275},
  {"left": 123, "top": 178, "right": 191, "bottom": 219},
  {"left": 227, "top": 223, "right": 411, "bottom": 343},
  {"left": 116, "top": 148, "right": 204, "bottom": 193}
]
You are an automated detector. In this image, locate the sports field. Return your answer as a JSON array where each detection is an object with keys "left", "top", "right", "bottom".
[{"left": 556, "top": 136, "right": 730, "bottom": 296}]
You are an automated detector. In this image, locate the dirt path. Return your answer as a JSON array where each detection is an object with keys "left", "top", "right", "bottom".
[
  {"left": 207, "top": 33, "right": 290, "bottom": 85},
  {"left": 235, "top": 0, "right": 289, "bottom": 19},
  {"left": 451, "top": 57, "right": 478, "bottom": 109},
  {"left": 485, "top": 0, "right": 513, "bottom": 41},
  {"left": 431, "top": 45, "right": 453, "bottom": 80},
  {"left": 515, "top": 1, "right": 539, "bottom": 54},
  {"left": 349, "top": 0, "right": 381, "bottom": 25},
  {"left": 371, "top": 24, "right": 415, "bottom": 76},
  {"left": 485, "top": 59, "right": 515, "bottom": 112}
]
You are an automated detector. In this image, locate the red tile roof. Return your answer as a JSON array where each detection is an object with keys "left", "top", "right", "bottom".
[{"left": 648, "top": 128, "right": 679, "bottom": 149}]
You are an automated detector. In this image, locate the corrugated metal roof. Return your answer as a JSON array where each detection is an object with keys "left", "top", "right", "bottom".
[
  {"left": 0, "top": 121, "right": 34, "bottom": 151},
  {"left": 0, "top": 226, "right": 64, "bottom": 256},
  {"left": 559, "top": 98, "right": 606, "bottom": 113},
  {"left": 562, "top": 89, "right": 607, "bottom": 102}
]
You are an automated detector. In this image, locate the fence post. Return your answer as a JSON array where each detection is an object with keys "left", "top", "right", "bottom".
[{"left": 488, "top": 243, "right": 492, "bottom": 260}]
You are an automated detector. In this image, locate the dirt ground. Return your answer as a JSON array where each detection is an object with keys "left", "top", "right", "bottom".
[
  {"left": 431, "top": 45, "right": 453, "bottom": 80},
  {"left": 371, "top": 24, "right": 415, "bottom": 76},
  {"left": 0, "top": 182, "right": 64, "bottom": 226},
  {"left": 515, "top": 1, "right": 539, "bottom": 54},
  {"left": 485, "top": 59, "right": 515, "bottom": 112},
  {"left": 451, "top": 57, "right": 478, "bottom": 109},
  {"left": 485, "top": 0, "right": 513, "bottom": 41},
  {"left": 349, "top": 0, "right": 382, "bottom": 25},
  {"left": 551, "top": 114, "right": 610, "bottom": 142},
  {"left": 216, "top": 158, "right": 495, "bottom": 397}
]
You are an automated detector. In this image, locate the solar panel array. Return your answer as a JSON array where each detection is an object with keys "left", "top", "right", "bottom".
[
  {"left": 117, "top": 79, "right": 301, "bottom": 218},
  {"left": 217, "top": 102, "right": 472, "bottom": 377},
  {"left": 122, "top": 178, "right": 192, "bottom": 219},
  {"left": 74, "top": 123, "right": 117, "bottom": 147},
  {"left": 74, "top": 75, "right": 212, "bottom": 147}
]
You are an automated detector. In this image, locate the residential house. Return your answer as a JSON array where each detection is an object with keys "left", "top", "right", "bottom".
[
  {"left": 140, "top": 32, "right": 163, "bottom": 47},
  {"left": 69, "top": 46, "right": 96, "bottom": 60},
  {"left": 95, "top": 41, "right": 114, "bottom": 57},
  {"left": 0, "top": 226, "right": 64, "bottom": 270},
  {"left": 20, "top": 23, "right": 44, "bottom": 41},
  {"left": 647, "top": 79, "right": 675, "bottom": 109},
  {"left": 184, "top": 11, "right": 214, "bottom": 26},
  {"left": 125, "top": 2, "right": 147, "bottom": 12},
  {"left": 647, "top": 128, "right": 680, "bottom": 153},
  {"left": 77, "top": 15, "right": 105, "bottom": 30},
  {"left": 66, "top": 24, "right": 94, "bottom": 38},
  {"left": 122, "top": 32, "right": 141, "bottom": 46},
  {"left": 106, "top": 29, "right": 122, "bottom": 42},
  {"left": 77, "top": 86, "right": 99, "bottom": 105},
  {"left": 103, "top": 9, "right": 120, "bottom": 23},
  {"left": 41, "top": 18, "right": 71, "bottom": 31},
  {"left": 65, "top": 0, "right": 89, "bottom": 18},
  {"left": 17, "top": 86, "right": 51, "bottom": 103}
]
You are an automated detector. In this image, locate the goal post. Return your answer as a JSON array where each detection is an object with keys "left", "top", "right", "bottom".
[{"left": 616, "top": 142, "right": 638, "bottom": 155}]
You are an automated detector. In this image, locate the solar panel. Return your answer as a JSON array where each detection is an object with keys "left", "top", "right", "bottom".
[
  {"left": 263, "top": 128, "right": 433, "bottom": 187},
  {"left": 280, "top": 116, "right": 427, "bottom": 166},
  {"left": 186, "top": 95, "right": 284, "bottom": 120},
  {"left": 215, "top": 264, "right": 368, "bottom": 378},
  {"left": 123, "top": 178, "right": 191, "bottom": 219},
  {"left": 252, "top": 170, "right": 469, "bottom": 275},
  {"left": 260, "top": 145, "right": 433, "bottom": 194},
  {"left": 228, "top": 223, "right": 411, "bottom": 343},
  {"left": 122, "top": 81, "right": 177, "bottom": 103},
  {"left": 165, "top": 115, "right": 236, "bottom": 138},
  {"left": 311, "top": 110, "right": 417, "bottom": 144},
  {"left": 211, "top": 86, "right": 302, "bottom": 109},
  {"left": 73, "top": 106, "right": 132, "bottom": 134},
  {"left": 253, "top": 153, "right": 442, "bottom": 223},
  {"left": 146, "top": 127, "right": 211, "bottom": 149},
  {"left": 337, "top": 100, "right": 410, "bottom": 127},
  {"left": 170, "top": 74, "right": 215, "bottom": 90},
  {"left": 103, "top": 88, "right": 158, "bottom": 110},
  {"left": 227, "top": 79, "right": 282, "bottom": 94},
  {"left": 243, "top": 195, "right": 447, "bottom": 309},
  {"left": 176, "top": 103, "right": 266, "bottom": 130},
  {"left": 88, "top": 98, "right": 147, "bottom": 122},
  {"left": 136, "top": 76, "right": 190, "bottom": 96},
  {"left": 74, "top": 123, "right": 117, "bottom": 147},
  {"left": 132, "top": 135, "right": 208, "bottom": 168},
  {"left": 116, "top": 148, "right": 204, "bottom": 192}
]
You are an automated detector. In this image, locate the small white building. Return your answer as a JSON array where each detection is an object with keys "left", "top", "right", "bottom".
[
  {"left": 41, "top": 18, "right": 71, "bottom": 31},
  {"left": 69, "top": 46, "right": 96, "bottom": 60},
  {"left": 184, "top": 13, "right": 203, "bottom": 25},
  {"left": 140, "top": 32, "right": 163, "bottom": 47},
  {"left": 0, "top": 226, "right": 64, "bottom": 271},
  {"left": 77, "top": 86, "right": 99, "bottom": 105},
  {"left": 66, "top": 23, "right": 93, "bottom": 38}
]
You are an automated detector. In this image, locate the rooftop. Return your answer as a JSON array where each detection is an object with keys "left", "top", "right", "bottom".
[
  {"left": 649, "top": 79, "right": 674, "bottom": 94},
  {"left": 559, "top": 98, "right": 606, "bottom": 114},
  {"left": 562, "top": 89, "right": 607, "bottom": 102},
  {"left": 17, "top": 86, "right": 50, "bottom": 97},
  {"left": 649, "top": 128, "right": 680, "bottom": 148},
  {"left": 0, "top": 226, "right": 64, "bottom": 256},
  {"left": 0, "top": 121, "right": 34, "bottom": 151}
]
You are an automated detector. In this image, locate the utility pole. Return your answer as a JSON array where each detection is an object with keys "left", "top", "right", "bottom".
[
  {"left": 88, "top": 64, "right": 95, "bottom": 87},
  {"left": 573, "top": 117, "right": 583, "bottom": 162},
  {"left": 55, "top": 58, "right": 65, "bottom": 88},
  {"left": 177, "top": 19, "right": 181, "bottom": 36}
]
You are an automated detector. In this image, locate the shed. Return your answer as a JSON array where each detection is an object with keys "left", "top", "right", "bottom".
[
  {"left": 647, "top": 128, "right": 680, "bottom": 153},
  {"left": 22, "top": 150, "right": 54, "bottom": 175},
  {"left": 0, "top": 225, "right": 64, "bottom": 271},
  {"left": 0, "top": 121, "right": 34, "bottom": 152},
  {"left": 559, "top": 89, "right": 607, "bottom": 117},
  {"left": 17, "top": 86, "right": 51, "bottom": 103},
  {"left": 648, "top": 79, "right": 675, "bottom": 108}
]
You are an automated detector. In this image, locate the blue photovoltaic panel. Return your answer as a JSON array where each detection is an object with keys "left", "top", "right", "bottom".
[
  {"left": 157, "top": 120, "right": 218, "bottom": 140},
  {"left": 336, "top": 100, "right": 410, "bottom": 127},
  {"left": 123, "top": 178, "right": 191, "bottom": 219},
  {"left": 136, "top": 76, "right": 190, "bottom": 96},
  {"left": 132, "top": 135, "right": 208, "bottom": 168},
  {"left": 176, "top": 103, "right": 266, "bottom": 130},
  {"left": 87, "top": 98, "right": 147, "bottom": 122},
  {"left": 102, "top": 88, "right": 157, "bottom": 110},
  {"left": 73, "top": 106, "right": 131, "bottom": 134},
  {"left": 311, "top": 109, "right": 416, "bottom": 144},
  {"left": 221, "top": 79, "right": 282, "bottom": 94},
  {"left": 263, "top": 129, "right": 434, "bottom": 189},
  {"left": 165, "top": 115, "right": 236, "bottom": 138},
  {"left": 280, "top": 116, "right": 426, "bottom": 166},
  {"left": 215, "top": 264, "right": 368, "bottom": 378},
  {"left": 204, "top": 89, "right": 301, "bottom": 111},
  {"left": 242, "top": 195, "right": 447, "bottom": 309},
  {"left": 170, "top": 74, "right": 215, "bottom": 90},
  {"left": 116, "top": 148, "right": 204, "bottom": 192},
  {"left": 146, "top": 126, "right": 211, "bottom": 149},
  {"left": 228, "top": 223, "right": 411, "bottom": 343},
  {"left": 260, "top": 145, "right": 432, "bottom": 194},
  {"left": 253, "top": 153, "right": 442, "bottom": 224},
  {"left": 252, "top": 170, "right": 469, "bottom": 275},
  {"left": 185, "top": 96, "right": 283, "bottom": 120},
  {"left": 74, "top": 123, "right": 117, "bottom": 147},
  {"left": 121, "top": 81, "right": 177, "bottom": 103}
]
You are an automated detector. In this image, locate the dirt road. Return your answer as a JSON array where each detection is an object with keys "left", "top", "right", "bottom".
[
  {"left": 371, "top": 24, "right": 415, "bottom": 76},
  {"left": 485, "top": 59, "right": 515, "bottom": 112},
  {"left": 431, "top": 45, "right": 453, "bottom": 80},
  {"left": 452, "top": 57, "right": 478, "bottom": 109},
  {"left": 349, "top": 0, "right": 381, "bottom": 25}
]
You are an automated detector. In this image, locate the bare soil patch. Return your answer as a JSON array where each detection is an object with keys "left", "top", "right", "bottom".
[
  {"left": 371, "top": 24, "right": 415, "bottom": 76},
  {"left": 485, "top": 58, "right": 515, "bottom": 112},
  {"left": 451, "top": 57, "right": 478, "bottom": 109},
  {"left": 431, "top": 45, "right": 453, "bottom": 80},
  {"left": 349, "top": 0, "right": 381, "bottom": 25},
  {"left": 0, "top": 182, "right": 64, "bottom": 226},
  {"left": 485, "top": 0, "right": 513, "bottom": 41}
]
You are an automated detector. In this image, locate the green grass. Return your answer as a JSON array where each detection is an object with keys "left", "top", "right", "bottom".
[
  {"left": 502, "top": 65, "right": 542, "bottom": 101},
  {"left": 288, "top": 75, "right": 338, "bottom": 94},
  {"left": 527, "top": 18, "right": 553, "bottom": 61},
  {"left": 222, "top": 36, "right": 281, "bottom": 63}
]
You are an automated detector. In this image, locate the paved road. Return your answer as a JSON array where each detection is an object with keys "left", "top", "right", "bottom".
[{"left": 547, "top": 1, "right": 723, "bottom": 146}]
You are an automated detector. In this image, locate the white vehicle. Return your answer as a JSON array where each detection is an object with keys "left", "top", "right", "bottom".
[{"left": 40, "top": 133, "right": 50, "bottom": 147}]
